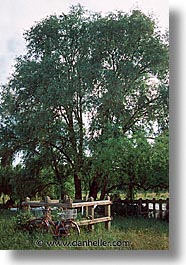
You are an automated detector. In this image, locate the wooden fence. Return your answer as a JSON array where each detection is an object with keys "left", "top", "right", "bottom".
[
  {"left": 112, "top": 198, "right": 169, "bottom": 221},
  {"left": 22, "top": 195, "right": 112, "bottom": 231}
]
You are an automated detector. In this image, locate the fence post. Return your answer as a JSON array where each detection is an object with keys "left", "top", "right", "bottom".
[
  {"left": 63, "top": 195, "right": 69, "bottom": 203},
  {"left": 165, "top": 198, "right": 169, "bottom": 222},
  {"left": 44, "top": 196, "right": 51, "bottom": 216},
  {"left": 138, "top": 198, "right": 142, "bottom": 216},
  {"left": 166, "top": 198, "right": 169, "bottom": 211},
  {"left": 146, "top": 199, "right": 149, "bottom": 217},
  {"left": 152, "top": 198, "right": 156, "bottom": 218},
  {"left": 85, "top": 195, "right": 89, "bottom": 218},
  {"left": 88, "top": 197, "right": 95, "bottom": 231},
  {"left": 23, "top": 197, "right": 30, "bottom": 211},
  {"left": 159, "top": 199, "right": 163, "bottom": 219},
  {"left": 81, "top": 195, "right": 87, "bottom": 216},
  {"left": 66, "top": 197, "right": 73, "bottom": 208},
  {"left": 63, "top": 195, "right": 69, "bottom": 210},
  {"left": 105, "top": 195, "right": 111, "bottom": 231},
  {"left": 44, "top": 196, "right": 51, "bottom": 211},
  {"left": 166, "top": 198, "right": 169, "bottom": 210}
]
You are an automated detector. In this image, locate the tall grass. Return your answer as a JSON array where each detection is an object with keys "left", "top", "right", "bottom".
[{"left": 0, "top": 210, "right": 168, "bottom": 250}]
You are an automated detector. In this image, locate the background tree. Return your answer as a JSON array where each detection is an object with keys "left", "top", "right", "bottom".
[
  {"left": 87, "top": 10, "right": 169, "bottom": 197},
  {"left": 89, "top": 131, "right": 168, "bottom": 201},
  {"left": 0, "top": 6, "right": 169, "bottom": 200}
]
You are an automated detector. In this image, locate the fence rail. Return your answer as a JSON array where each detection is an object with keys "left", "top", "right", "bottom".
[
  {"left": 112, "top": 198, "right": 169, "bottom": 221},
  {"left": 22, "top": 195, "right": 112, "bottom": 230},
  {"left": 22, "top": 196, "right": 169, "bottom": 225}
]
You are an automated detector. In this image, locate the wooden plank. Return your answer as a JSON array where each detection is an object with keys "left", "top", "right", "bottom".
[
  {"left": 77, "top": 217, "right": 112, "bottom": 226},
  {"left": 88, "top": 197, "right": 95, "bottom": 231},
  {"left": 22, "top": 201, "right": 72, "bottom": 208},
  {"left": 105, "top": 195, "right": 111, "bottom": 230},
  {"left": 50, "top": 200, "right": 60, "bottom": 203},
  {"left": 22, "top": 199, "right": 112, "bottom": 208},
  {"left": 71, "top": 200, "right": 112, "bottom": 208},
  {"left": 22, "top": 201, "right": 41, "bottom": 204}
]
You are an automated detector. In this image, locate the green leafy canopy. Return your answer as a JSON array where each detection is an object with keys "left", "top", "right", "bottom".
[{"left": 0, "top": 5, "right": 169, "bottom": 200}]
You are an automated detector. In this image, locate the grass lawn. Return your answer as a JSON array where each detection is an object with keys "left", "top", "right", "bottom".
[{"left": 0, "top": 209, "right": 168, "bottom": 250}]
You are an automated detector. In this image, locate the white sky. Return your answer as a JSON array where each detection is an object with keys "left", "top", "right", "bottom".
[{"left": 0, "top": 0, "right": 169, "bottom": 84}]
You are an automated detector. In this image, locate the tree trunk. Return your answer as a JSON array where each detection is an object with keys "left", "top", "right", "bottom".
[
  {"left": 1, "top": 149, "right": 14, "bottom": 166},
  {"left": 100, "top": 189, "right": 107, "bottom": 200},
  {"left": 128, "top": 183, "right": 134, "bottom": 201},
  {"left": 74, "top": 172, "right": 82, "bottom": 200},
  {"left": 59, "top": 184, "right": 66, "bottom": 201},
  {"left": 100, "top": 177, "right": 108, "bottom": 200},
  {"left": 89, "top": 178, "right": 99, "bottom": 200}
]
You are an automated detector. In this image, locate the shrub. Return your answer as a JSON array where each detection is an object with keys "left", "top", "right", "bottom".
[{"left": 15, "top": 211, "right": 34, "bottom": 229}]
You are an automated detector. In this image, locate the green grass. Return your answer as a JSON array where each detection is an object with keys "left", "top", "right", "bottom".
[
  {"left": 0, "top": 210, "right": 169, "bottom": 250},
  {"left": 115, "top": 192, "right": 169, "bottom": 200},
  {"left": 134, "top": 192, "right": 169, "bottom": 200}
]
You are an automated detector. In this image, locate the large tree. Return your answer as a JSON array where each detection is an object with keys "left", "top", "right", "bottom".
[
  {"left": 87, "top": 10, "right": 169, "bottom": 197},
  {"left": 1, "top": 6, "right": 96, "bottom": 199},
  {"left": 0, "top": 6, "right": 168, "bottom": 200}
]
